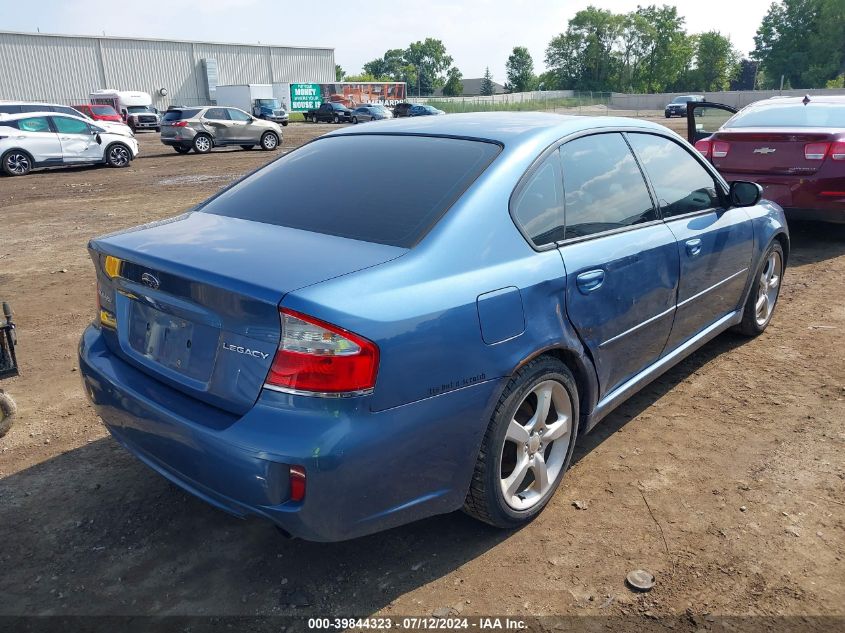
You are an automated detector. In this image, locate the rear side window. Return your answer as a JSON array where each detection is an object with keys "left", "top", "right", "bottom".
[
  {"left": 163, "top": 109, "right": 200, "bottom": 122},
  {"left": 0, "top": 104, "right": 22, "bottom": 114},
  {"left": 561, "top": 133, "right": 656, "bottom": 239},
  {"left": 512, "top": 151, "right": 564, "bottom": 246},
  {"left": 204, "top": 108, "right": 229, "bottom": 120},
  {"left": 201, "top": 134, "right": 502, "bottom": 248},
  {"left": 17, "top": 117, "right": 51, "bottom": 132},
  {"left": 627, "top": 133, "right": 722, "bottom": 218},
  {"left": 727, "top": 103, "right": 845, "bottom": 128}
]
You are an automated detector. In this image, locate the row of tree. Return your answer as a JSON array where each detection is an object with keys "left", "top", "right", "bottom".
[{"left": 337, "top": 0, "right": 844, "bottom": 95}]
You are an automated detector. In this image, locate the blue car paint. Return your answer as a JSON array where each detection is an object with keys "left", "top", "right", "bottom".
[{"left": 79, "top": 112, "right": 789, "bottom": 541}]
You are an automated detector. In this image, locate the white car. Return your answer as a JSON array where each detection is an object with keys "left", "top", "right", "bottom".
[
  {"left": 0, "top": 100, "right": 135, "bottom": 137},
  {"left": 0, "top": 112, "right": 139, "bottom": 176}
]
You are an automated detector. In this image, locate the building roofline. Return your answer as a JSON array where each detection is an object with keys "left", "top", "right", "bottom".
[{"left": 0, "top": 30, "right": 334, "bottom": 52}]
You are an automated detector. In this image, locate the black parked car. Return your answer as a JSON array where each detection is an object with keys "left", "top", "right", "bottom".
[
  {"left": 305, "top": 102, "right": 353, "bottom": 124},
  {"left": 408, "top": 104, "right": 445, "bottom": 117},
  {"left": 665, "top": 95, "right": 704, "bottom": 118},
  {"left": 392, "top": 102, "right": 414, "bottom": 117}
]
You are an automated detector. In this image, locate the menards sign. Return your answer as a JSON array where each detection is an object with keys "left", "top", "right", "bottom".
[{"left": 289, "top": 82, "right": 407, "bottom": 112}]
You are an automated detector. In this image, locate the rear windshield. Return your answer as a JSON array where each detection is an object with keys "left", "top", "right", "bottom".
[
  {"left": 163, "top": 109, "right": 200, "bottom": 121},
  {"left": 727, "top": 103, "right": 845, "bottom": 128},
  {"left": 201, "top": 134, "right": 501, "bottom": 248}
]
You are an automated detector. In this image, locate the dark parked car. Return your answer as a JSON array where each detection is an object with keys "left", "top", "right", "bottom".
[
  {"left": 351, "top": 104, "right": 393, "bottom": 123},
  {"left": 393, "top": 102, "right": 415, "bottom": 117},
  {"left": 665, "top": 95, "right": 704, "bottom": 118},
  {"left": 689, "top": 95, "right": 845, "bottom": 224},
  {"left": 79, "top": 112, "right": 787, "bottom": 541},
  {"left": 306, "top": 102, "right": 353, "bottom": 124},
  {"left": 409, "top": 104, "right": 445, "bottom": 117}
]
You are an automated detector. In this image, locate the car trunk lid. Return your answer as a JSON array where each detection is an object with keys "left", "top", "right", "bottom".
[
  {"left": 710, "top": 128, "right": 840, "bottom": 176},
  {"left": 91, "top": 212, "right": 406, "bottom": 415}
]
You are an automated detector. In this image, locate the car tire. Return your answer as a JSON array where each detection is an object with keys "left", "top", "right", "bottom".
[
  {"left": 1, "top": 150, "right": 33, "bottom": 176},
  {"left": 192, "top": 134, "right": 212, "bottom": 154},
  {"left": 665, "top": 113, "right": 670, "bottom": 118},
  {"left": 155, "top": 127, "right": 161, "bottom": 133},
  {"left": 173, "top": 146, "right": 191, "bottom": 154},
  {"left": 736, "top": 241, "right": 784, "bottom": 337},
  {"left": 105, "top": 143, "right": 132, "bottom": 168},
  {"left": 260, "top": 132, "right": 279, "bottom": 151},
  {"left": 0, "top": 391, "right": 16, "bottom": 438},
  {"left": 240, "top": 145, "right": 255, "bottom": 150},
  {"left": 333, "top": 114, "right": 340, "bottom": 124},
  {"left": 282, "top": 122, "right": 288, "bottom": 127},
  {"left": 352, "top": 116, "right": 358, "bottom": 124},
  {"left": 463, "top": 356, "right": 579, "bottom": 529}
]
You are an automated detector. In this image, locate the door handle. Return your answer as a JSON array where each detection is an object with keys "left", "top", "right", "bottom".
[
  {"left": 685, "top": 238, "right": 703, "bottom": 256},
  {"left": 576, "top": 269, "right": 605, "bottom": 294}
]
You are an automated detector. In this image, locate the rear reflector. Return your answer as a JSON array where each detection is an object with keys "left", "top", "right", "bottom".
[
  {"left": 804, "top": 143, "right": 830, "bottom": 160},
  {"left": 712, "top": 141, "right": 730, "bottom": 158},
  {"left": 289, "top": 466, "right": 306, "bottom": 502},
  {"left": 831, "top": 142, "right": 845, "bottom": 161},
  {"left": 265, "top": 309, "right": 379, "bottom": 395},
  {"left": 694, "top": 139, "right": 711, "bottom": 157},
  {"left": 820, "top": 191, "right": 845, "bottom": 198}
]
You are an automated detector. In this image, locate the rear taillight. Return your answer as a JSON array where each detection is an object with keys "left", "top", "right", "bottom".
[
  {"left": 172, "top": 121, "right": 188, "bottom": 127},
  {"left": 712, "top": 141, "right": 730, "bottom": 158},
  {"left": 694, "top": 139, "right": 711, "bottom": 157},
  {"left": 265, "top": 309, "right": 379, "bottom": 395},
  {"left": 830, "top": 142, "right": 845, "bottom": 161},
  {"left": 804, "top": 142, "right": 830, "bottom": 160}
]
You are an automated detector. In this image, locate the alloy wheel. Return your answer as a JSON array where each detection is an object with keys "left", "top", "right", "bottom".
[
  {"left": 500, "top": 380, "right": 573, "bottom": 511},
  {"left": 262, "top": 133, "right": 278, "bottom": 149},
  {"left": 109, "top": 146, "right": 130, "bottom": 167},
  {"left": 755, "top": 250, "right": 782, "bottom": 327},
  {"left": 5, "top": 153, "right": 30, "bottom": 175},
  {"left": 194, "top": 136, "right": 211, "bottom": 152}
]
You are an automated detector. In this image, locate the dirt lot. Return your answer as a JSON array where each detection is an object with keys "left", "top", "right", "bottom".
[{"left": 0, "top": 117, "right": 843, "bottom": 629}]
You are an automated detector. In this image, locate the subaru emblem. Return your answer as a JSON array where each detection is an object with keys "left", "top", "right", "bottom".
[{"left": 141, "top": 272, "right": 160, "bottom": 290}]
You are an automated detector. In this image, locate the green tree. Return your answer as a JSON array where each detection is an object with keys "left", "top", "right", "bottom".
[
  {"left": 505, "top": 46, "right": 536, "bottom": 92},
  {"left": 480, "top": 67, "right": 495, "bottom": 96},
  {"left": 442, "top": 67, "right": 464, "bottom": 96},
  {"left": 635, "top": 4, "right": 692, "bottom": 93},
  {"left": 731, "top": 59, "right": 760, "bottom": 90},
  {"left": 363, "top": 48, "right": 406, "bottom": 79},
  {"left": 345, "top": 72, "right": 389, "bottom": 82},
  {"left": 404, "top": 38, "right": 454, "bottom": 95},
  {"left": 692, "top": 31, "right": 740, "bottom": 91},
  {"left": 335, "top": 65, "right": 346, "bottom": 81}
]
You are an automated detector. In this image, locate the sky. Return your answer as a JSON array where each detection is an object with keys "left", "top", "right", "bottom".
[{"left": 0, "top": 0, "right": 773, "bottom": 82}]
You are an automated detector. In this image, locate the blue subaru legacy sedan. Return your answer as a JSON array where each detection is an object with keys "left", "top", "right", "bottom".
[{"left": 79, "top": 113, "right": 788, "bottom": 541}]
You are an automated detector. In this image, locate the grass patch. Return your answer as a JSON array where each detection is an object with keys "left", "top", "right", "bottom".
[{"left": 422, "top": 96, "right": 609, "bottom": 114}]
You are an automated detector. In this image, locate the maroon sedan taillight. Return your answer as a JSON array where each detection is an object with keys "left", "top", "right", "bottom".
[{"left": 804, "top": 143, "right": 830, "bottom": 160}]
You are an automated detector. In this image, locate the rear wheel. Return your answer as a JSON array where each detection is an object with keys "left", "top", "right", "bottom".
[
  {"left": 737, "top": 241, "right": 784, "bottom": 336},
  {"left": 193, "top": 134, "right": 212, "bottom": 154},
  {"left": 260, "top": 132, "right": 279, "bottom": 151},
  {"left": 352, "top": 116, "right": 358, "bottom": 124},
  {"left": 333, "top": 114, "right": 340, "bottom": 124},
  {"left": 2, "top": 151, "right": 32, "bottom": 176},
  {"left": 464, "top": 356, "right": 579, "bottom": 528},
  {"left": 105, "top": 143, "right": 131, "bottom": 168}
]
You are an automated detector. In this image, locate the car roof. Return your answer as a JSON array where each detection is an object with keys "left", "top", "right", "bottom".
[
  {"left": 756, "top": 95, "right": 845, "bottom": 106},
  {"left": 0, "top": 110, "right": 89, "bottom": 121},
  {"left": 326, "top": 111, "right": 673, "bottom": 147}
]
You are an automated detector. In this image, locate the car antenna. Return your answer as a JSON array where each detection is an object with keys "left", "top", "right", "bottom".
[{"left": 802, "top": 94, "right": 811, "bottom": 105}]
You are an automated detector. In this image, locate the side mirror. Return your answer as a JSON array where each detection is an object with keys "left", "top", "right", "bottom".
[
  {"left": 95, "top": 133, "right": 102, "bottom": 145},
  {"left": 729, "top": 181, "right": 762, "bottom": 207}
]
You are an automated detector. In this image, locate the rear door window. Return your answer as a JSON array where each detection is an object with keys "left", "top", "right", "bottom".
[
  {"left": 561, "top": 133, "right": 656, "bottom": 239},
  {"left": 201, "top": 134, "right": 501, "bottom": 248},
  {"left": 163, "top": 109, "right": 200, "bottom": 122},
  {"left": 204, "top": 108, "right": 229, "bottom": 121},
  {"left": 16, "top": 116, "right": 52, "bottom": 133}
]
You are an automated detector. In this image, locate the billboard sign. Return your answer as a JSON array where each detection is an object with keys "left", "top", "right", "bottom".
[
  {"left": 288, "top": 82, "right": 407, "bottom": 111},
  {"left": 290, "top": 83, "right": 322, "bottom": 111}
]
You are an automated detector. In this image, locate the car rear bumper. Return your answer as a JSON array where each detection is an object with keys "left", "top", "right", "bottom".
[
  {"left": 78, "top": 325, "right": 501, "bottom": 541},
  {"left": 160, "top": 137, "right": 193, "bottom": 148},
  {"left": 718, "top": 170, "right": 845, "bottom": 223}
]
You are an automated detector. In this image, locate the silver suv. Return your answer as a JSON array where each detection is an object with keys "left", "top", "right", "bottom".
[{"left": 160, "top": 106, "right": 282, "bottom": 154}]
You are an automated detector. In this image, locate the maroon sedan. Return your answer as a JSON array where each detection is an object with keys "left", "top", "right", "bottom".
[{"left": 690, "top": 96, "right": 845, "bottom": 223}]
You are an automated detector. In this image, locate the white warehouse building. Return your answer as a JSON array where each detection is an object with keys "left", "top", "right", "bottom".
[{"left": 0, "top": 30, "right": 335, "bottom": 109}]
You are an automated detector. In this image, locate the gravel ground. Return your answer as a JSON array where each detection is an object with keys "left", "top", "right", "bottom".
[{"left": 0, "top": 118, "right": 843, "bottom": 630}]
